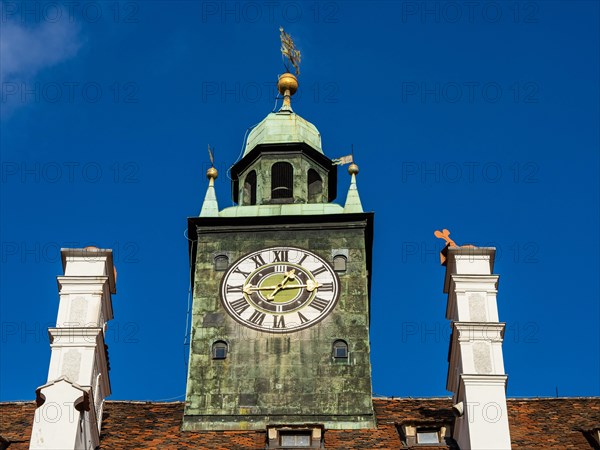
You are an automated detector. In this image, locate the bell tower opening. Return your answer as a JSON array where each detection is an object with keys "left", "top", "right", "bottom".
[
  {"left": 307, "top": 169, "right": 323, "bottom": 202},
  {"left": 243, "top": 170, "right": 257, "bottom": 205},
  {"left": 271, "top": 162, "right": 293, "bottom": 202}
]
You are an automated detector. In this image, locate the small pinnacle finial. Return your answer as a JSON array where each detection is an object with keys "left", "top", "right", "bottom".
[
  {"left": 200, "top": 157, "right": 219, "bottom": 217},
  {"left": 206, "top": 145, "right": 218, "bottom": 179},
  {"left": 344, "top": 161, "right": 363, "bottom": 213}
]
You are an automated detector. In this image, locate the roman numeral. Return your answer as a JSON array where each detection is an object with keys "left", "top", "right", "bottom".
[
  {"left": 310, "top": 297, "right": 330, "bottom": 312},
  {"left": 311, "top": 265, "right": 327, "bottom": 276},
  {"left": 250, "top": 254, "right": 266, "bottom": 268},
  {"left": 273, "top": 315, "right": 286, "bottom": 329},
  {"left": 229, "top": 298, "right": 249, "bottom": 315},
  {"left": 298, "top": 312, "right": 309, "bottom": 324},
  {"left": 273, "top": 250, "right": 289, "bottom": 262},
  {"left": 248, "top": 310, "right": 266, "bottom": 326},
  {"left": 226, "top": 284, "right": 243, "bottom": 293},
  {"left": 297, "top": 254, "right": 309, "bottom": 265},
  {"left": 318, "top": 282, "right": 334, "bottom": 292},
  {"left": 232, "top": 267, "right": 250, "bottom": 278}
]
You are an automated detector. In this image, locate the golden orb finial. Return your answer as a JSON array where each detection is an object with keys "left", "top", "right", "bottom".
[
  {"left": 277, "top": 72, "right": 298, "bottom": 96},
  {"left": 348, "top": 163, "right": 359, "bottom": 175},
  {"left": 206, "top": 166, "right": 218, "bottom": 180},
  {"left": 278, "top": 72, "right": 298, "bottom": 110}
]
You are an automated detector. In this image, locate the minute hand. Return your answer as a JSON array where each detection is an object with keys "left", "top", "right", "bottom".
[
  {"left": 277, "top": 280, "right": 320, "bottom": 292},
  {"left": 266, "top": 269, "right": 296, "bottom": 300},
  {"left": 243, "top": 280, "right": 319, "bottom": 295}
]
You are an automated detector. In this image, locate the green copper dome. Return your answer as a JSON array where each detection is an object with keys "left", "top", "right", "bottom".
[{"left": 244, "top": 110, "right": 323, "bottom": 157}]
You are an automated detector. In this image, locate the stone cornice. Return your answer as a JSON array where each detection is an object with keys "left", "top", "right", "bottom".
[
  {"left": 61, "top": 248, "right": 116, "bottom": 294},
  {"left": 57, "top": 276, "right": 114, "bottom": 323},
  {"left": 443, "top": 247, "right": 496, "bottom": 293},
  {"left": 453, "top": 322, "right": 506, "bottom": 342}
]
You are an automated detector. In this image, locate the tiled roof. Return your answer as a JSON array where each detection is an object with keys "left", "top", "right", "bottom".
[{"left": 1, "top": 397, "right": 599, "bottom": 449}]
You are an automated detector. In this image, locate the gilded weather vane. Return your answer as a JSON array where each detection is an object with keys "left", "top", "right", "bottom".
[
  {"left": 434, "top": 229, "right": 457, "bottom": 247},
  {"left": 207, "top": 144, "right": 215, "bottom": 168},
  {"left": 279, "top": 26, "right": 301, "bottom": 75}
]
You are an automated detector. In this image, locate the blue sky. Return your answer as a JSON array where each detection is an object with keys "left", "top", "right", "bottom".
[{"left": 1, "top": 1, "right": 598, "bottom": 402}]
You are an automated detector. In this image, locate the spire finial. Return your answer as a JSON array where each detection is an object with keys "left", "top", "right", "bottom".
[
  {"left": 200, "top": 145, "right": 219, "bottom": 217},
  {"left": 206, "top": 144, "right": 218, "bottom": 181}
]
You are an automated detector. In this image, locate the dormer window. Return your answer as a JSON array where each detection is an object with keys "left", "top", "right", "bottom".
[
  {"left": 416, "top": 428, "right": 441, "bottom": 444},
  {"left": 280, "top": 432, "right": 311, "bottom": 447},
  {"left": 307, "top": 169, "right": 322, "bottom": 202},
  {"left": 271, "top": 162, "right": 293, "bottom": 201},
  {"left": 267, "top": 425, "right": 323, "bottom": 449},
  {"left": 243, "top": 170, "right": 257, "bottom": 205},
  {"left": 397, "top": 423, "right": 450, "bottom": 447}
]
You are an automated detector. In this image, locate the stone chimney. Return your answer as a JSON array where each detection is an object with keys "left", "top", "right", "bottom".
[
  {"left": 442, "top": 245, "right": 511, "bottom": 449},
  {"left": 30, "top": 248, "right": 116, "bottom": 450}
]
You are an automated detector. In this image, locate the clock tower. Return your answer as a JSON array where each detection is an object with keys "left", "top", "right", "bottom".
[{"left": 182, "top": 38, "right": 375, "bottom": 432}]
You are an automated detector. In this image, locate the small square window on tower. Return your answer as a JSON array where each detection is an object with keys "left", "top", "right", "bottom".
[
  {"left": 333, "top": 255, "right": 347, "bottom": 272},
  {"left": 332, "top": 340, "right": 348, "bottom": 360},
  {"left": 212, "top": 341, "right": 228, "bottom": 359},
  {"left": 214, "top": 255, "right": 229, "bottom": 271}
]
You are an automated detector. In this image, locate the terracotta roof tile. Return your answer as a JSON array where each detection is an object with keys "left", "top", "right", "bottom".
[{"left": 1, "top": 397, "right": 599, "bottom": 449}]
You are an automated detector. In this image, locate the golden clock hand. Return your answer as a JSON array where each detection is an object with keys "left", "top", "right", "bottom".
[
  {"left": 244, "top": 269, "right": 298, "bottom": 295},
  {"left": 243, "top": 284, "right": 279, "bottom": 294},
  {"left": 277, "top": 280, "right": 320, "bottom": 292},
  {"left": 267, "top": 269, "right": 296, "bottom": 300}
]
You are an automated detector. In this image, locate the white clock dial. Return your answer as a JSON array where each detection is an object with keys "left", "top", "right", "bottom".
[{"left": 220, "top": 247, "right": 340, "bottom": 333}]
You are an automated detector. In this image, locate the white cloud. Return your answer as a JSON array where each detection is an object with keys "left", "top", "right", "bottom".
[
  {"left": 0, "top": 17, "right": 82, "bottom": 117},
  {"left": 1, "top": 19, "right": 81, "bottom": 81}
]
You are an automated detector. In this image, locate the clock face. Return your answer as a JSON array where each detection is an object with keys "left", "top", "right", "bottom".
[{"left": 220, "top": 247, "right": 340, "bottom": 333}]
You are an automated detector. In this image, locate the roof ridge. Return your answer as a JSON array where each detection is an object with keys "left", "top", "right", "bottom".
[{"left": 3, "top": 396, "right": 599, "bottom": 405}]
